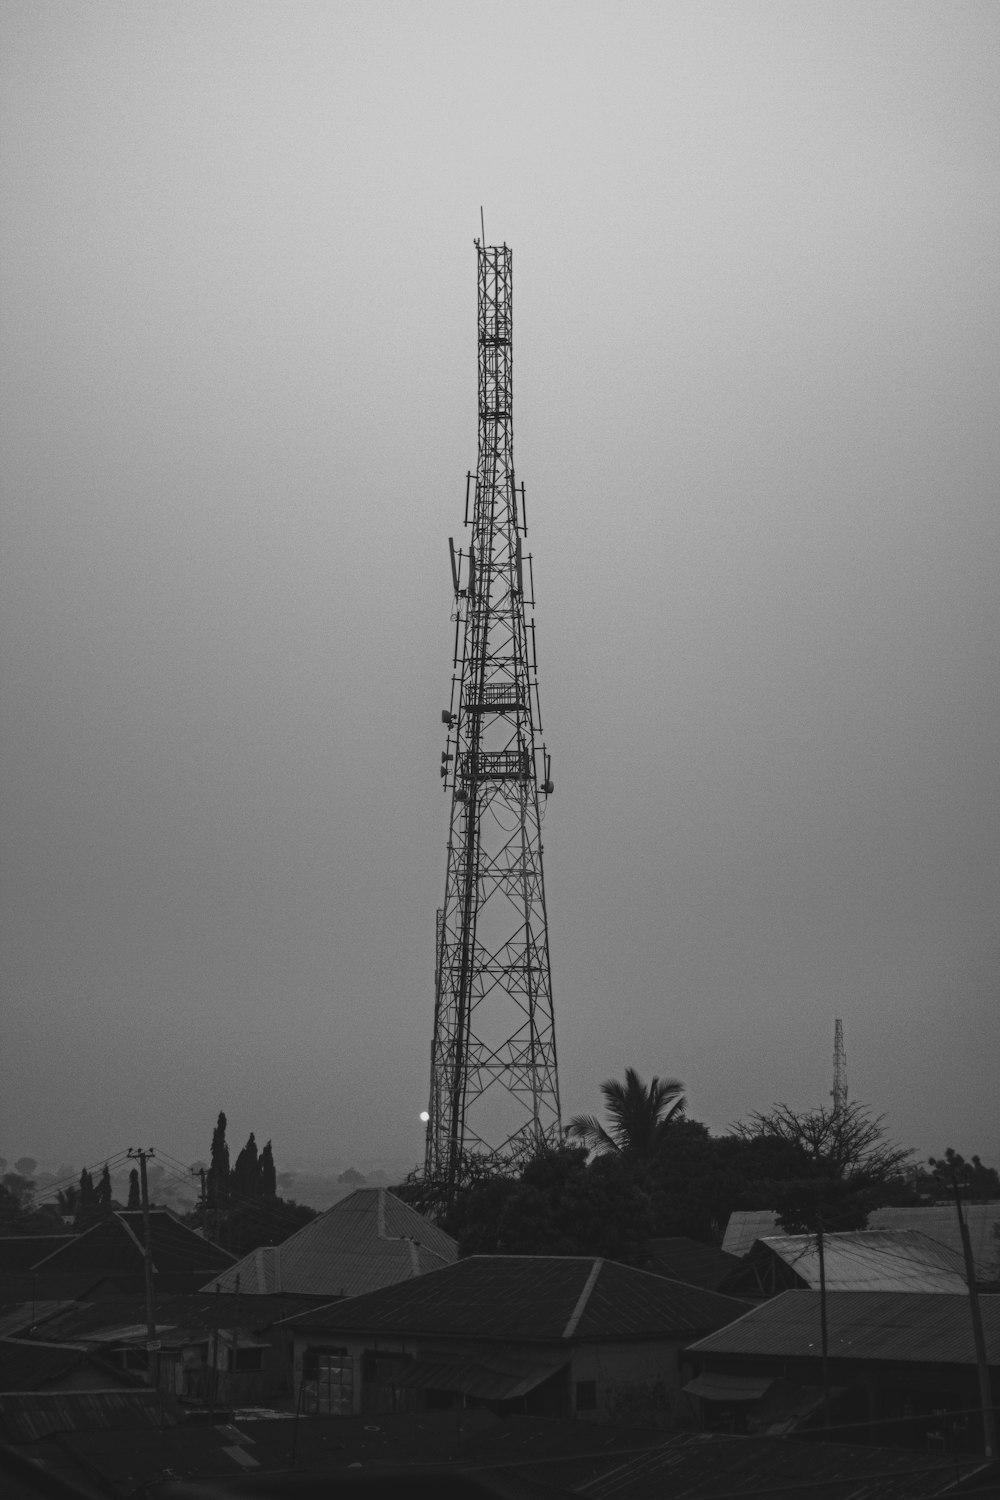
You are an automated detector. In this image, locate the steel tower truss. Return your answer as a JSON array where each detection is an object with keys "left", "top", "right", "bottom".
[{"left": 424, "top": 241, "right": 560, "bottom": 1182}]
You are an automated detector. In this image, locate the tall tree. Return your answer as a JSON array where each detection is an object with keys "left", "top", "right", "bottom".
[
  {"left": 97, "top": 1163, "right": 112, "bottom": 1213},
  {"left": 232, "top": 1133, "right": 260, "bottom": 1199},
  {"left": 566, "top": 1068, "right": 686, "bottom": 1159},
  {"left": 208, "top": 1111, "right": 230, "bottom": 1207},
  {"left": 75, "top": 1167, "right": 97, "bottom": 1229},
  {"left": 734, "top": 1101, "right": 912, "bottom": 1232},
  {"left": 259, "top": 1140, "right": 277, "bottom": 1200},
  {"left": 127, "top": 1168, "right": 141, "bottom": 1210},
  {"left": 927, "top": 1149, "right": 1000, "bottom": 1201}
]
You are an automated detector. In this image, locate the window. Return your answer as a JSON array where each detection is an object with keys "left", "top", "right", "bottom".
[
  {"left": 302, "top": 1347, "right": 353, "bottom": 1416},
  {"left": 576, "top": 1379, "right": 597, "bottom": 1412}
]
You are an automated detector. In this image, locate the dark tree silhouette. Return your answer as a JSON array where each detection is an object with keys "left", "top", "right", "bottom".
[
  {"left": 259, "top": 1140, "right": 277, "bottom": 1199},
  {"left": 232, "top": 1133, "right": 260, "bottom": 1199},
  {"left": 566, "top": 1068, "right": 686, "bottom": 1159},
  {"left": 127, "top": 1168, "right": 141, "bottom": 1210},
  {"left": 97, "top": 1163, "right": 112, "bottom": 1213},
  {"left": 208, "top": 1111, "right": 230, "bottom": 1208},
  {"left": 734, "top": 1101, "right": 912, "bottom": 1232}
]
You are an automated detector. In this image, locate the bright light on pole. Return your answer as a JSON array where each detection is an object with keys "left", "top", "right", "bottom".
[{"left": 419, "top": 1111, "right": 429, "bottom": 1123}]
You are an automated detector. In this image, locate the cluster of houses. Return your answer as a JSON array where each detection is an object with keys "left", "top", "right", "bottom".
[{"left": 0, "top": 1190, "right": 997, "bottom": 1497}]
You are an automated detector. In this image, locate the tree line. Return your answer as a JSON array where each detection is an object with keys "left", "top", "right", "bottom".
[{"left": 397, "top": 1068, "right": 998, "bottom": 1263}]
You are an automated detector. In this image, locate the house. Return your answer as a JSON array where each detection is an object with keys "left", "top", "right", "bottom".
[
  {"left": 718, "top": 1230, "right": 970, "bottom": 1298},
  {"left": 201, "top": 1187, "right": 457, "bottom": 1297},
  {"left": 276, "top": 1255, "right": 751, "bottom": 1426},
  {"left": 0, "top": 1236, "right": 75, "bottom": 1274},
  {"left": 722, "top": 1206, "right": 1000, "bottom": 1279},
  {"left": 21, "top": 1211, "right": 236, "bottom": 1289},
  {"left": 0, "top": 1339, "right": 142, "bottom": 1397},
  {"left": 5, "top": 1290, "right": 331, "bottom": 1406},
  {"left": 685, "top": 1289, "right": 1000, "bottom": 1452},
  {"left": 643, "top": 1238, "right": 743, "bottom": 1292}
]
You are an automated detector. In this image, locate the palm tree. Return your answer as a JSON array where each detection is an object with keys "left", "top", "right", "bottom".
[{"left": 565, "top": 1068, "right": 686, "bottom": 1159}]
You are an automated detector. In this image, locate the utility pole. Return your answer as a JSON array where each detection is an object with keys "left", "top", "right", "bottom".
[
  {"left": 127, "top": 1148, "right": 159, "bottom": 1389},
  {"left": 425, "top": 237, "right": 560, "bottom": 1190},
  {"left": 951, "top": 1173, "right": 997, "bottom": 1457},
  {"left": 817, "top": 1216, "right": 831, "bottom": 1430}
]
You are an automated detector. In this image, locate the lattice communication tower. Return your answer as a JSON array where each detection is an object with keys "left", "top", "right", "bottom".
[
  {"left": 832, "top": 1018, "right": 847, "bottom": 1115},
  {"left": 424, "top": 241, "right": 561, "bottom": 1185}
]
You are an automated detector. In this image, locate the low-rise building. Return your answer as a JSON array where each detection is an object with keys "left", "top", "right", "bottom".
[
  {"left": 718, "top": 1230, "right": 970, "bottom": 1298},
  {"left": 201, "top": 1187, "right": 457, "bottom": 1298},
  {"left": 685, "top": 1288, "right": 1000, "bottom": 1451},
  {"left": 276, "top": 1254, "right": 750, "bottom": 1426}
]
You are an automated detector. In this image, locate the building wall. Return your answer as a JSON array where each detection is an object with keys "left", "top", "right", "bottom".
[
  {"left": 570, "top": 1340, "right": 687, "bottom": 1427},
  {"left": 289, "top": 1331, "right": 691, "bottom": 1426}
]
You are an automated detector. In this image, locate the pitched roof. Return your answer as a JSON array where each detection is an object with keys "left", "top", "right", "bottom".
[
  {"left": 688, "top": 1289, "right": 1000, "bottom": 1367},
  {"left": 723, "top": 1230, "right": 969, "bottom": 1295},
  {"left": 722, "top": 1204, "right": 1000, "bottom": 1272},
  {"left": 0, "top": 1340, "right": 136, "bottom": 1396},
  {"left": 0, "top": 1387, "right": 176, "bottom": 1442},
  {"left": 0, "top": 1237, "right": 75, "bottom": 1273},
  {"left": 278, "top": 1255, "right": 751, "bottom": 1342},
  {"left": 202, "top": 1188, "right": 457, "bottom": 1297},
  {"left": 576, "top": 1430, "right": 994, "bottom": 1500},
  {"left": 8, "top": 1290, "right": 330, "bottom": 1346},
  {"left": 644, "top": 1238, "right": 743, "bottom": 1291},
  {"left": 28, "top": 1212, "right": 235, "bottom": 1278}
]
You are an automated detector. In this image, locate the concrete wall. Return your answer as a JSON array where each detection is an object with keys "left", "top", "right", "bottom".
[{"left": 570, "top": 1340, "right": 687, "bottom": 1427}]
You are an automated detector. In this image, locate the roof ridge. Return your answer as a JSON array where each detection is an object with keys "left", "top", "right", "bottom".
[
  {"left": 562, "top": 1258, "right": 603, "bottom": 1339},
  {"left": 116, "top": 1213, "right": 158, "bottom": 1273}
]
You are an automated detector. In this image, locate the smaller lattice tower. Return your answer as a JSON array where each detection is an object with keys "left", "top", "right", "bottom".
[{"left": 831, "top": 1018, "right": 847, "bottom": 1115}]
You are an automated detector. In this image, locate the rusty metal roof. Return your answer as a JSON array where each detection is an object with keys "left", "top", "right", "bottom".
[
  {"left": 278, "top": 1255, "right": 750, "bottom": 1342},
  {"left": 8, "top": 1290, "right": 331, "bottom": 1347},
  {"left": 728, "top": 1230, "right": 970, "bottom": 1294},
  {"left": 722, "top": 1204, "right": 1000, "bottom": 1273},
  {"left": 202, "top": 1188, "right": 458, "bottom": 1297},
  {"left": 688, "top": 1289, "right": 1000, "bottom": 1366},
  {"left": 0, "top": 1386, "right": 172, "bottom": 1442},
  {"left": 29, "top": 1212, "right": 236, "bottom": 1278},
  {"left": 577, "top": 1430, "right": 994, "bottom": 1500}
]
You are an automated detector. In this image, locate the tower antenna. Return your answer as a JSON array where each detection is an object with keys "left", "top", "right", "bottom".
[
  {"left": 832, "top": 1018, "right": 847, "bottom": 1115},
  {"left": 424, "top": 240, "right": 561, "bottom": 1192}
]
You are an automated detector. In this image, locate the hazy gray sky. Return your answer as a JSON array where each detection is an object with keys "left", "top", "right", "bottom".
[{"left": 2, "top": 1, "right": 998, "bottom": 1177}]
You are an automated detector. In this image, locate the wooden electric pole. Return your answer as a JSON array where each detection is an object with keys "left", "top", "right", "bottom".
[{"left": 127, "top": 1148, "right": 159, "bottom": 1388}]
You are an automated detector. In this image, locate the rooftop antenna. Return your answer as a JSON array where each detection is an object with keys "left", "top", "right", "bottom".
[{"left": 831, "top": 1019, "right": 847, "bottom": 1115}]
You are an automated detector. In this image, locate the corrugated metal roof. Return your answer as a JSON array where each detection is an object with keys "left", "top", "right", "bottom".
[
  {"left": 202, "top": 1189, "right": 458, "bottom": 1297},
  {"left": 397, "top": 1351, "right": 566, "bottom": 1400},
  {"left": 683, "top": 1372, "right": 774, "bottom": 1401},
  {"left": 722, "top": 1204, "right": 1000, "bottom": 1271},
  {"left": 688, "top": 1289, "right": 1000, "bottom": 1366},
  {"left": 29, "top": 1212, "right": 235, "bottom": 1277},
  {"left": 0, "top": 1387, "right": 171, "bottom": 1441},
  {"left": 278, "top": 1255, "right": 751, "bottom": 1342},
  {"left": 750, "top": 1230, "right": 969, "bottom": 1292},
  {"left": 644, "top": 1238, "right": 743, "bottom": 1291},
  {"left": 0, "top": 1237, "right": 75, "bottom": 1273},
  {"left": 577, "top": 1430, "right": 993, "bottom": 1500},
  {"left": 10, "top": 1290, "right": 331, "bottom": 1347}
]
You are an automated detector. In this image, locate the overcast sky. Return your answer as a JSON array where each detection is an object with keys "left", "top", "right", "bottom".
[{"left": 2, "top": 1, "right": 998, "bottom": 1180}]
